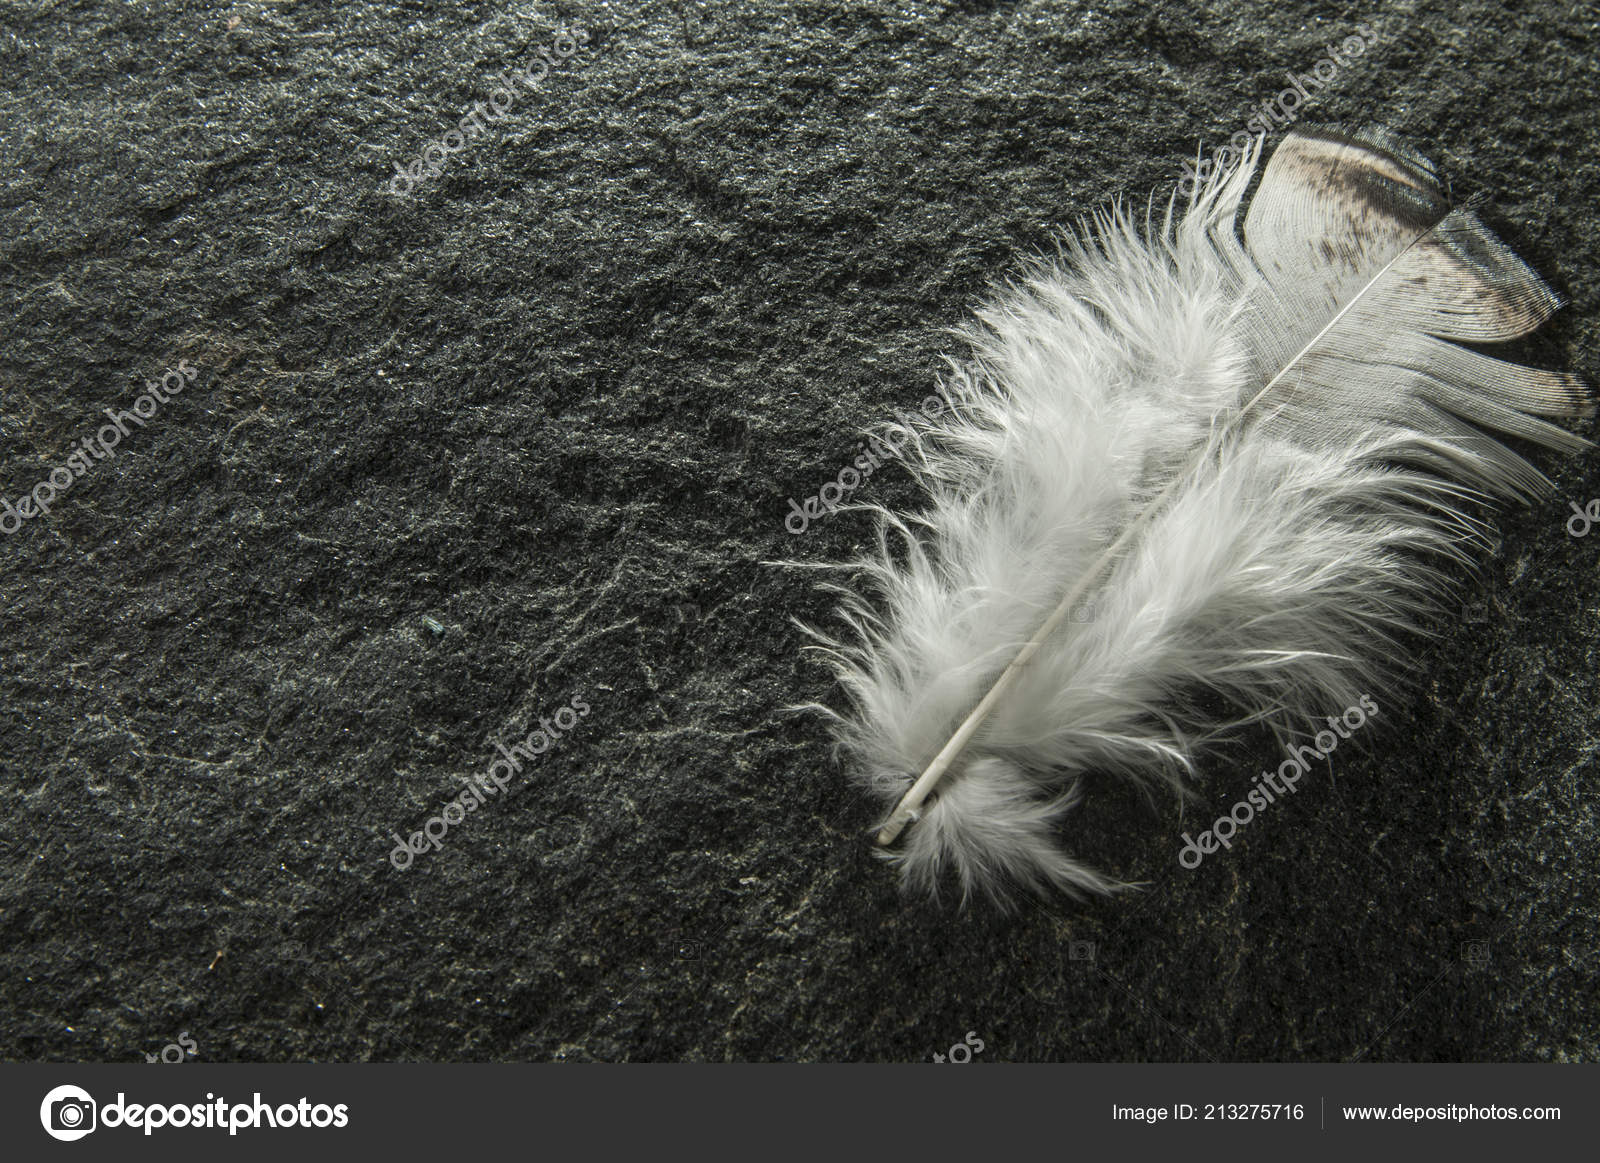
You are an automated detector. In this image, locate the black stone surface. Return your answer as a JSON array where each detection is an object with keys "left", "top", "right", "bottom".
[{"left": 1, "top": 0, "right": 1596, "bottom": 1062}]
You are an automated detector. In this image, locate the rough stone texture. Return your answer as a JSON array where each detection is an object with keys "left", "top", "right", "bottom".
[{"left": 1, "top": 0, "right": 1596, "bottom": 1062}]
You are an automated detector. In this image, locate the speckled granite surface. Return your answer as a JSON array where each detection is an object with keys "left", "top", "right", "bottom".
[{"left": 1, "top": 0, "right": 1596, "bottom": 1061}]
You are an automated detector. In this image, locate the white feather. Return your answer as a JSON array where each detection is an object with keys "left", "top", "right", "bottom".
[{"left": 808, "top": 126, "right": 1591, "bottom": 908}]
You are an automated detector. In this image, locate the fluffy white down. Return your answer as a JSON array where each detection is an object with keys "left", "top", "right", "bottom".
[{"left": 808, "top": 130, "right": 1582, "bottom": 908}]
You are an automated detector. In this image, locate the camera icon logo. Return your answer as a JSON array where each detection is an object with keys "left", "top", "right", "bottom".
[
  {"left": 39, "top": 1085, "right": 97, "bottom": 1141},
  {"left": 1068, "top": 940, "right": 1097, "bottom": 963}
]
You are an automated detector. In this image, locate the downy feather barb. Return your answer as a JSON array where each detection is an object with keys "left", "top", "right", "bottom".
[{"left": 809, "top": 126, "right": 1591, "bottom": 907}]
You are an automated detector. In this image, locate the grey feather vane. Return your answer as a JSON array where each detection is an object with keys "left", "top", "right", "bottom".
[{"left": 808, "top": 126, "right": 1591, "bottom": 907}]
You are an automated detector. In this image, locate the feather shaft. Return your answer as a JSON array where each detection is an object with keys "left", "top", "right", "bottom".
[
  {"left": 879, "top": 213, "right": 1440, "bottom": 844},
  {"left": 877, "top": 471, "right": 1172, "bottom": 843},
  {"left": 819, "top": 125, "right": 1592, "bottom": 905}
]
